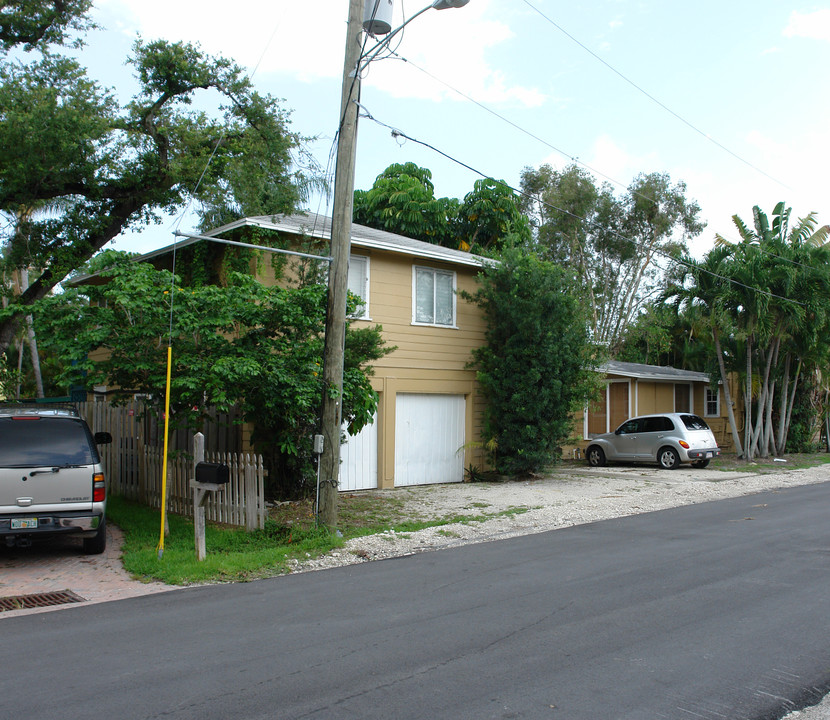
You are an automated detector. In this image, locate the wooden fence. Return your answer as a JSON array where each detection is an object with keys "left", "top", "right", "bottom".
[{"left": 78, "top": 401, "right": 266, "bottom": 530}]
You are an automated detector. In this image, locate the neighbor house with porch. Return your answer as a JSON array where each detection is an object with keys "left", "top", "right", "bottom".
[{"left": 571, "top": 360, "right": 742, "bottom": 455}]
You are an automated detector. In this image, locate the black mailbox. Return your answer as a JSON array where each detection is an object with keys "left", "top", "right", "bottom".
[{"left": 195, "top": 462, "right": 230, "bottom": 485}]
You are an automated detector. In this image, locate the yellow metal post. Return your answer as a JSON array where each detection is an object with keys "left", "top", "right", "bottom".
[{"left": 157, "top": 345, "right": 173, "bottom": 558}]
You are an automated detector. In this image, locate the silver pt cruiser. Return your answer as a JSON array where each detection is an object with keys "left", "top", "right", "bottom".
[{"left": 586, "top": 413, "right": 721, "bottom": 470}]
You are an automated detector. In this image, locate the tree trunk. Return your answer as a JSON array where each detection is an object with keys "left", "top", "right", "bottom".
[
  {"left": 745, "top": 338, "right": 752, "bottom": 460},
  {"left": 781, "top": 358, "right": 802, "bottom": 452},
  {"left": 825, "top": 391, "right": 830, "bottom": 453},
  {"left": 776, "top": 353, "right": 791, "bottom": 452},
  {"left": 714, "top": 327, "right": 744, "bottom": 457},
  {"left": 752, "top": 340, "right": 777, "bottom": 457},
  {"left": 24, "top": 314, "right": 44, "bottom": 398},
  {"left": 15, "top": 338, "right": 24, "bottom": 400},
  {"left": 765, "top": 379, "right": 777, "bottom": 456},
  {"left": 19, "top": 268, "right": 44, "bottom": 399}
]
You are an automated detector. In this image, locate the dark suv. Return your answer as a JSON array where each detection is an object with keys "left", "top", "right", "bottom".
[{"left": 0, "top": 405, "right": 112, "bottom": 554}]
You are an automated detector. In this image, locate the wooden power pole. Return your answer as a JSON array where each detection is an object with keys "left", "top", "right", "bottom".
[{"left": 317, "top": 0, "right": 364, "bottom": 527}]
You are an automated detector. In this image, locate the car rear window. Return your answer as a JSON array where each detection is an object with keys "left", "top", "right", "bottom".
[
  {"left": 0, "top": 417, "right": 97, "bottom": 467},
  {"left": 680, "top": 415, "right": 710, "bottom": 431}
]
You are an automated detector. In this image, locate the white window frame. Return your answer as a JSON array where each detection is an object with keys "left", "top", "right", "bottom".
[
  {"left": 704, "top": 386, "right": 720, "bottom": 417},
  {"left": 674, "top": 382, "right": 692, "bottom": 414},
  {"left": 348, "top": 254, "right": 370, "bottom": 319},
  {"left": 412, "top": 266, "right": 457, "bottom": 328}
]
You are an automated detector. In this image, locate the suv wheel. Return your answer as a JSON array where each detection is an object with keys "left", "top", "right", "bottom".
[
  {"left": 691, "top": 458, "right": 710, "bottom": 469},
  {"left": 83, "top": 519, "right": 107, "bottom": 555},
  {"left": 658, "top": 446, "right": 680, "bottom": 470}
]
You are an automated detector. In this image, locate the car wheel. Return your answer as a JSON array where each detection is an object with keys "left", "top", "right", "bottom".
[
  {"left": 692, "top": 458, "right": 710, "bottom": 469},
  {"left": 586, "top": 446, "right": 606, "bottom": 467},
  {"left": 658, "top": 447, "right": 680, "bottom": 470},
  {"left": 83, "top": 518, "right": 107, "bottom": 555}
]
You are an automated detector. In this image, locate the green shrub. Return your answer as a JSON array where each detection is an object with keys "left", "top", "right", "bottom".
[{"left": 463, "top": 247, "right": 595, "bottom": 475}]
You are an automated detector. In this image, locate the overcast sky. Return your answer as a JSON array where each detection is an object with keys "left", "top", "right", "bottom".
[{"left": 86, "top": 0, "right": 830, "bottom": 257}]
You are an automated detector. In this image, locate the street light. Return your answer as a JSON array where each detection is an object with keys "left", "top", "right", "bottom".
[
  {"left": 361, "top": 0, "right": 469, "bottom": 68},
  {"left": 317, "top": 0, "right": 468, "bottom": 527}
]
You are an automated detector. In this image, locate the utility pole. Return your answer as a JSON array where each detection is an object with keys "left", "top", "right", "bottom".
[{"left": 318, "top": 0, "right": 364, "bottom": 527}]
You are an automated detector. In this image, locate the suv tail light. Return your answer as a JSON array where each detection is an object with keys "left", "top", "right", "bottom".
[
  {"left": 678, "top": 440, "right": 690, "bottom": 449},
  {"left": 93, "top": 473, "right": 106, "bottom": 502}
]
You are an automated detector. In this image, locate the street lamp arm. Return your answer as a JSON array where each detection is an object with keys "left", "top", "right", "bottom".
[{"left": 360, "top": 0, "right": 469, "bottom": 71}]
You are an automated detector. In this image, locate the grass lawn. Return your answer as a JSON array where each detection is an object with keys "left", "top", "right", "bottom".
[
  {"left": 107, "top": 490, "right": 527, "bottom": 586},
  {"left": 108, "top": 451, "right": 830, "bottom": 586}
]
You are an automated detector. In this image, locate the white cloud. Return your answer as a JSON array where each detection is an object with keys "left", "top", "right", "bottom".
[
  {"left": 98, "top": 1, "right": 350, "bottom": 79},
  {"left": 783, "top": 9, "right": 830, "bottom": 41},
  {"left": 584, "top": 134, "right": 660, "bottom": 187},
  {"left": 98, "top": 0, "right": 545, "bottom": 105}
]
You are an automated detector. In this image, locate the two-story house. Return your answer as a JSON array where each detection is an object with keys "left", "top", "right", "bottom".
[{"left": 137, "top": 212, "right": 491, "bottom": 490}]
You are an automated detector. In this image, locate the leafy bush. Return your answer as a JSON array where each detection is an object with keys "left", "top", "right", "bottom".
[{"left": 463, "top": 247, "right": 595, "bottom": 475}]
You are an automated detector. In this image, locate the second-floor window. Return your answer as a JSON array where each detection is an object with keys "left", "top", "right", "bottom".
[
  {"left": 413, "top": 266, "right": 455, "bottom": 327},
  {"left": 348, "top": 255, "right": 369, "bottom": 319}
]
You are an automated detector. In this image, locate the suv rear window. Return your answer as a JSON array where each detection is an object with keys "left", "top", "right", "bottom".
[
  {"left": 0, "top": 417, "right": 98, "bottom": 467},
  {"left": 680, "top": 414, "right": 710, "bottom": 431}
]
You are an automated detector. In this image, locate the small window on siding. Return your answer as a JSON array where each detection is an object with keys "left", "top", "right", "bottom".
[
  {"left": 705, "top": 387, "right": 719, "bottom": 417},
  {"left": 413, "top": 267, "right": 455, "bottom": 327},
  {"left": 348, "top": 255, "right": 369, "bottom": 319}
]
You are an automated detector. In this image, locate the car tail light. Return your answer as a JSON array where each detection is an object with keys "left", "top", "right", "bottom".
[
  {"left": 678, "top": 440, "right": 690, "bottom": 449},
  {"left": 93, "top": 473, "right": 106, "bottom": 502}
]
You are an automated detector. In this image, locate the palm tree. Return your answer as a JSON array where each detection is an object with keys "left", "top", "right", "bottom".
[
  {"left": 1, "top": 200, "right": 71, "bottom": 398},
  {"left": 665, "top": 246, "right": 744, "bottom": 456},
  {"left": 713, "top": 203, "right": 830, "bottom": 458}
]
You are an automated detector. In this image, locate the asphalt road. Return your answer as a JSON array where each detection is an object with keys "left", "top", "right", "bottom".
[{"left": 3, "top": 482, "right": 830, "bottom": 719}]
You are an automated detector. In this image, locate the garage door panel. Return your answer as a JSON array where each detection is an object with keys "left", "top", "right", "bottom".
[
  {"left": 340, "top": 414, "right": 378, "bottom": 492},
  {"left": 395, "top": 394, "right": 465, "bottom": 486}
]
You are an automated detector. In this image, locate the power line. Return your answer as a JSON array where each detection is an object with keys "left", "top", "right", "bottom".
[
  {"left": 519, "top": 0, "right": 792, "bottom": 192},
  {"left": 373, "top": 51, "right": 823, "bottom": 274},
  {"left": 358, "top": 105, "right": 807, "bottom": 307}
]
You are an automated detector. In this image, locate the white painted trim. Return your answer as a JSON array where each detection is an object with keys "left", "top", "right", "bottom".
[
  {"left": 704, "top": 386, "right": 720, "bottom": 417},
  {"left": 411, "top": 265, "right": 457, "bottom": 328},
  {"left": 348, "top": 254, "right": 371, "bottom": 320},
  {"left": 673, "top": 382, "right": 693, "bottom": 414}
]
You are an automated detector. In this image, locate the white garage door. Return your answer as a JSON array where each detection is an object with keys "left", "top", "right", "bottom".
[
  {"left": 339, "top": 414, "right": 378, "bottom": 492},
  {"left": 395, "top": 394, "right": 465, "bottom": 486}
]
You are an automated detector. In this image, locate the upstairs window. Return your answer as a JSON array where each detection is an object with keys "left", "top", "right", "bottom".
[
  {"left": 413, "top": 267, "right": 455, "bottom": 327},
  {"left": 348, "top": 255, "right": 369, "bottom": 319}
]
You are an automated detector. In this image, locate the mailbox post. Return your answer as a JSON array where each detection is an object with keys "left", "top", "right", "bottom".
[{"left": 189, "top": 432, "right": 229, "bottom": 561}]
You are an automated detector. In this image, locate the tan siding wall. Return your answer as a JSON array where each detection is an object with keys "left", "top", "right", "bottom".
[
  {"left": 636, "top": 381, "right": 674, "bottom": 416},
  {"left": 571, "top": 375, "right": 746, "bottom": 457},
  {"left": 349, "top": 251, "right": 487, "bottom": 487},
  {"left": 265, "top": 244, "right": 488, "bottom": 487}
]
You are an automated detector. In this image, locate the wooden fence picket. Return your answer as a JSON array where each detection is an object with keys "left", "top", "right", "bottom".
[{"left": 77, "top": 401, "right": 266, "bottom": 530}]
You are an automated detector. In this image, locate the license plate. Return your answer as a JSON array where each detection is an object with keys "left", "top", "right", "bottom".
[
  {"left": 11, "top": 518, "right": 37, "bottom": 529},
  {"left": 705, "top": 452, "right": 712, "bottom": 458}
]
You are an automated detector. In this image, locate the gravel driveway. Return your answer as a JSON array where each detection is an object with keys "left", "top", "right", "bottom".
[{"left": 292, "top": 462, "right": 830, "bottom": 573}]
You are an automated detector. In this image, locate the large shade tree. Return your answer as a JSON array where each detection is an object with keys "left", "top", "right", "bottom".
[
  {"left": 0, "top": 3, "right": 316, "bottom": 357},
  {"left": 0, "top": 0, "right": 93, "bottom": 50},
  {"left": 353, "top": 162, "right": 528, "bottom": 254},
  {"left": 519, "top": 164, "right": 704, "bottom": 351},
  {"left": 34, "top": 251, "right": 390, "bottom": 497}
]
